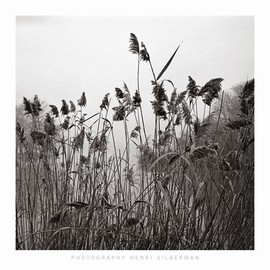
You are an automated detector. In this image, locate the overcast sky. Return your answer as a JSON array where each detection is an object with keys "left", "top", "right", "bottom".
[
  {"left": 16, "top": 16, "right": 254, "bottom": 103},
  {"left": 16, "top": 16, "right": 254, "bottom": 155}
]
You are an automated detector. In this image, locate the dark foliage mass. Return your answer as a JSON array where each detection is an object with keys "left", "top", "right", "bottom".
[{"left": 16, "top": 33, "right": 254, "bottom": 250}]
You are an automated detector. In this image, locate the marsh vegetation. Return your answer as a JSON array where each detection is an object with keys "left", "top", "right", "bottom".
[{"left": 16, "top": 33, "right": 254, "bottom": 250}]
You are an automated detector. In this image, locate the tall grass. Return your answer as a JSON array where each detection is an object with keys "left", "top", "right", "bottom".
[{"left": 16, "top": 34, "right": 254, "bottom": 250}]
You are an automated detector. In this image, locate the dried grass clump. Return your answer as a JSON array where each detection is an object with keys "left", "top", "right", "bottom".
[{"left": 16, "top": 34, "right": 254, "bottom": 251}]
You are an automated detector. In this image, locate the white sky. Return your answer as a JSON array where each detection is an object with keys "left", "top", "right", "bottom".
[{"left": 16, "top": 16, "right": 254, "bottom": 107}]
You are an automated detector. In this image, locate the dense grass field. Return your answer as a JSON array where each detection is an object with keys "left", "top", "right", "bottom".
[{"left": 16, "top": 33, "right": 254, "bottom": 250}]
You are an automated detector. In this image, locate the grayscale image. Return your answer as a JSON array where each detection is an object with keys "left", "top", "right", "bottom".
[{"left": 16, "top": 16, "right": 254, "bottom": 250}]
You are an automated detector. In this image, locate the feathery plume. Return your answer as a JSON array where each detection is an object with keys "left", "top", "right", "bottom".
[
  {"left": 77, "top": 92, "right": 87, "bottom": 107},
  {"left": 61, "top": 100, "right": 69, "bottom": 115},
  {"left": 129, "top": 33, "right": 140, "bottom": 55}
]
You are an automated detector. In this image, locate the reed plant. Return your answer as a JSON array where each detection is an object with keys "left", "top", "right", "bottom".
[{"left": 16, "top": 34, "right": 254, "bottom": 250}]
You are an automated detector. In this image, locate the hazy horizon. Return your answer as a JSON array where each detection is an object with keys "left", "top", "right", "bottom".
[
  {"left": 16, "top": 16, "right": 254, "bottom": 157},
  {"left": 16, "top": 16, "right": 254, "bottom": 105}
]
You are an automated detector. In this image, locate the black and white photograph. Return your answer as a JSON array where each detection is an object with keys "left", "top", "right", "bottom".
[
  {"left": 15, "top": 15, "right": 254, "bottom": 250},
  {"left": 1, "top": 0, "right": 270, "bottom": 269}
]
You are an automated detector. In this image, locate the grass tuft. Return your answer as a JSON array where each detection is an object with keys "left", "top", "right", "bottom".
[{"left": 16, "top": 34, "right": 254, "bottom": 250}]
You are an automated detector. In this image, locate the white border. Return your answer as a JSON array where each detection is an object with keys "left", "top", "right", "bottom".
[{"left": 1, "top": 1, "right": 269, "bottom": 270}]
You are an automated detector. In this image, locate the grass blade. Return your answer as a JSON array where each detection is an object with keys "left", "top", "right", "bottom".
[{"left": 156, "top": 42, "right": 182, "bottom": 81}]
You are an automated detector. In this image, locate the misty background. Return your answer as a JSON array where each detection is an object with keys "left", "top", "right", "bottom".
[{"left": 16, "top": 16, "right": 254, "bottom": 160}]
